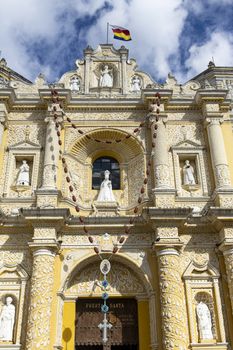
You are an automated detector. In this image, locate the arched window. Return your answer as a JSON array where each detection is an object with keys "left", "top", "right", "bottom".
[{"left": 92, "top": 156, "right": 120, "bottom": 190}]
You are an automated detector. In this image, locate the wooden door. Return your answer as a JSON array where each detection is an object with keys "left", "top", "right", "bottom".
[{"left": 75, "top": 298, "right": 138, "bottom": 350}]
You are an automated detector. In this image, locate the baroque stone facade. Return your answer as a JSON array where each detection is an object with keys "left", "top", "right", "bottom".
[{"left": 0, "top": 45, "right": 233, "bottom": 350}]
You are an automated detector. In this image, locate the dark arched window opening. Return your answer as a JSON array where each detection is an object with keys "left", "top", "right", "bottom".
[{"left": 92, "top": 156, "right": 120, "bottom": 190}]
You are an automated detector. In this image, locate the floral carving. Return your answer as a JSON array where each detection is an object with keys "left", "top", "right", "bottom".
[
  {"left": 215, "top": 164, "right": 231, "bottom": 188},
  {"left": 154, "top": 164, "right": 170, "bottom": 188},
  {"left": 224, "top": 251, "right": 233, "bottom": 313},
  {"left": 66, "top": 260, "right": 145, "bottom": 296},
  {"left": 157, "top": 251, "right": 188, "bottom": 349},
  {"left": 25, "top": 252, "right": 55, "bottom": 350}
]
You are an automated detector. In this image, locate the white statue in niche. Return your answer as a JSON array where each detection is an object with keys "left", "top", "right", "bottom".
[
  {"left": 100, "top": 65, "right": 113, "bottom": 87},
  {"left": 97, "top": 170, "right": 116, "bottom": 202},
  {"left": 183, "top": 160, "right": 196, "bottom": 185},
  {"left": 16, "top": 160, "right": 30, "bottom": 186},
  {"left": 0, "top": 296, "right": 15, "bottom": 341},
  {"left": 131, "top": 75, "right": 141, "bottom": 92},
  {"left": 70, "top": 76, "right": 80, "bottom": 91},
  {"left": 196, "top": 301, "right": 213, "bottom": 340}
]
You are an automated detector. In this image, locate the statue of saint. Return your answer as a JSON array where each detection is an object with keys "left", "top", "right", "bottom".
[
  {"left": 183, "top": 160, "right": 196, "bottom": 185},
  {"left": 100, "top": 65, "right": 113, "bottom": 87},
  {"left": 0, "top": 297, "right": 15, "bottom": 341},
  {"left": 97, "top": 170, "right": 116, "bottom": 202},
  {"left": 196, "top": 301, "right": 213, "bottom": 340},
  {"left": 16, "top": 160, "right": 30, "bottom": 186},
  {"left": 70, "top": 76, "right": 80, "bottom": 91},
  {"left": 131, "top": 75, "right": 141, "bottom": 92}
]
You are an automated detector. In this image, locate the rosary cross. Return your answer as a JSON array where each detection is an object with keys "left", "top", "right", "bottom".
[{"left": 98, "top": 312, "right": 112, "bottom": 343}]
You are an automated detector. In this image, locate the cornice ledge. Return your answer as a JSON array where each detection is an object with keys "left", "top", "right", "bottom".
[
  {"left": 142, "top": 89, "right": 173, "bottom": 102},
  {"left": 67, "top": 214, "right": 146, "bottom": 226},
  {"left": 146, "top": 207, "right": 192, "bottom": 220},
  {"left": 208, "top": 207, "right": 233, "bottom": 218},
  {"left": 195, "top": 89, "right": 228, "bottom": 105},
  {"left": 39, "top": 88, "right": 71, "bottom": 105},
  {"left": 20, "top": 207, "right": 70, "bottom": 221},
  {"left": 0, "top": 88, "right": 17, "bottom": 107}
]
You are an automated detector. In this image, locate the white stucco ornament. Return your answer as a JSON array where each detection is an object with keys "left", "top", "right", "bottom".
[
  {"left": 196, "top": 301, "right": 213, "bottom": 340},
  {"left": 16, "top": 160, "right": 30, "bottom": 186},
  {"left": 183, "top": 160, "right": 196, "bottom": 185},
  {"left": 0, "top": 296, "right": 15, "bottom": 341},
  {"left": 100, "top": 65, "right": 113, "bottom": 87}
]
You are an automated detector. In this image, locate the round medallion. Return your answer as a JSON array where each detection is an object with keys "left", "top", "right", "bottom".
[{"left": 100, "top": 259, "right": 111, "bottom": 275}]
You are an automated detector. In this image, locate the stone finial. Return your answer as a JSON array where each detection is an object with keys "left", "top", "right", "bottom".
[
  {"left": 0, "top": 58, "right": 7, "bottom": 67},
  {"left": 208, "top": 61, "right": 215, "bottom": 68}
]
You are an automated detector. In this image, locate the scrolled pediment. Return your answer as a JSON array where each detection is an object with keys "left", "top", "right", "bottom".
[
  {"left": 8, "top": 140, "right": 41, "bottom": 151},
  {"left": 171, "top": 139, "right": 204, "bottom": 150}
]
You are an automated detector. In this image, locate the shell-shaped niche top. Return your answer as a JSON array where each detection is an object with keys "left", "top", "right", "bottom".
[{"left": 58, "top": 44, "right": 155, "bottom": 95}]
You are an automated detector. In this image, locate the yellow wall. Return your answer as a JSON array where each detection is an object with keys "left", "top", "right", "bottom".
[
  {"left": 138, "top": 299, "right": 151, "bottom": 350},
  {"left": 62, "top": 301, "right": 76, "bottom": 350},
  {"left": 222, "top": 122, "right": 233, "bottom": 184}
]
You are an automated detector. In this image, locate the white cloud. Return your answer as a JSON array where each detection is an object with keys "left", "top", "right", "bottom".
[
  {"left": 86, "top": 0, "right": 188, "bottom": 80},
  {"left": 185, "top": 31, "right": 233, "bottom": 79},
  {"left": 0, "top": 0, "right": 232, "bottom": 83}
]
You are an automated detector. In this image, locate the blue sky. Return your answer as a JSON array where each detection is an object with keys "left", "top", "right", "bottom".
[{"left": 0, "top": 0, "right": 233, "bottom": 84}]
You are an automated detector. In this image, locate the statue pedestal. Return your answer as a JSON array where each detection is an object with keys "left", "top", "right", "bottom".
[
  {"left": 191, "top": 342, "right": 228, "bottom": 350},
  {"left": 93, "top": 201, "right": 119, "bottom": 216},
  {"left": 182, "top": 184, "right": 200, "bottom": 192},
  {"left": 0, "top": 344, "right": 21, "bottom": 350}
]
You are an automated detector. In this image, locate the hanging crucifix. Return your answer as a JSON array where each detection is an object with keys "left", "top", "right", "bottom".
[{"left": 99, "top": 258, "right": 112, "bottom": 345}]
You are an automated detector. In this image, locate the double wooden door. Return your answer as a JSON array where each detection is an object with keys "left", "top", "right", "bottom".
[{"left": 75, "top": 298, "right": 138, "bottom": 350}]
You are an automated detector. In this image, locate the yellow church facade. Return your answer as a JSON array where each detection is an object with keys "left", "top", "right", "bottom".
[{"left": 0, "top": 44, "right": 233, "bottom": 350}]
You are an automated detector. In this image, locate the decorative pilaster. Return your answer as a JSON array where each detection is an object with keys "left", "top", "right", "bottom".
[
  {"left": 219, "top": 227, "right": 233, "bottom": 316},
  {"left": 205, "top": 117, "right": 231, "bottom": 189},
  {"left": 149, "top": 292, "right": 158, "bottom": 350},
  {"left": 155, "top": 244, "right": 187, "bottom": 350},
  {"left": 222, "top": 248, "right": 233, "bottom": 315},
  {"left": 25, "top": 246, "right": 57, "bottom": 350}
]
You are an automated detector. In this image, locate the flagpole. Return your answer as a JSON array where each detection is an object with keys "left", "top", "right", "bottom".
[{"left": 107, "top": 22, "right": 109, "bottom": 44}]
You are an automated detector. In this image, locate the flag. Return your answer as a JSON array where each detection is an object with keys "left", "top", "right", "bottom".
[{"left": 111, "top": 25, "right": 132, "bottom": 41}]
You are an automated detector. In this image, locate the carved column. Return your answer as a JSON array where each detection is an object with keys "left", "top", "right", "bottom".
[
  {"left": 205, "top": 118, "right": 231, "bottom": 189},
  {"left": 26, "top": 246, "right": 57, "bottom": 350},
  {"left": 41, "top": 106, "right": 63, "bottom": 190},
  {"left": 119, "top": 46, "right": 128, "bottom": 94},
  {"left": 0, "top": 104, "right": 8, "bottom": 147},
  {"left": 155, "top": 242, "right": 187, "bottom": 350},
  {"left": 150, "top": 114, "right": 171, "bottom": 189},
  {"left": 84, "top": 47, "right": 92, "bottom": 94},
  {"left": 222, "top": 248, "right": 233, "bottom": 315}
]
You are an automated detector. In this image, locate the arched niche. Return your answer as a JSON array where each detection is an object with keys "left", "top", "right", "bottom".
[
  {"left": 183, "top": 261, "right": 226, "bottom": 347},
  {"left": 0, "top": 263, "right": 29, "bottom": 346},
  {"left": 63, "top": 128, "right": 146, "bottom": 209}
]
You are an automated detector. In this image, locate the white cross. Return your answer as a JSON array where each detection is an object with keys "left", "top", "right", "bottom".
[{"left": 98, "top": 313, "right": 112, "bottom": 343}]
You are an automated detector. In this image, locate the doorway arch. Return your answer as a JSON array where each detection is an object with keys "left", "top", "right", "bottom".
[{"left": 58, "top": 253, "right": 157, "bottom": 350}]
